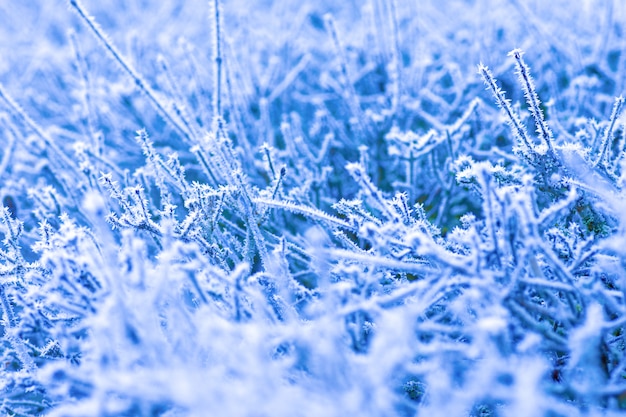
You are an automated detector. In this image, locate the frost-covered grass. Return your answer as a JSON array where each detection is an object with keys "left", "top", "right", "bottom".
[{"left": 1, "top": 0, "right": 626, "bottom": 415}]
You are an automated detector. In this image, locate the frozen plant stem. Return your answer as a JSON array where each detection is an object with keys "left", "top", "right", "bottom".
[
  {"left": 385, "top": 0, "right": 402, "bottom": 112},
  {"left": 1, "top": 207, "right": 24, "bottom": 264},
  {"left": 0, "top": 84, "right": 77, "bottom": 175},
  {"left": 69, "top": 30, "right": 99, "bottom": 149},
  {"left": 158, "top": 55, "right": 201, "bottom": 140},
  {"left": 594, "top": 95, "right": 625, "bottom": 167},
  {"left": 478, "top": 64, "right": 536, "bottom": 156},
  {"left": 271, "top": 166, "right": 286, "bottom": 200},
  {"left": 510, "top": 49, "right": 555, "bottom": 154},
  {"left": 261, "top": 143, "right": 277, "bottom": 179},
  {"left": 0, "top": 285, "right": 16, "bottom": 328},
  {"left": 69, "top": 0, "right": 193, "bottom": 143},
  {"left": 323, "top": 14, "right": 368, "bottom": 137},
  {"left": 253, "top": 197, "right": 356, "bottom": 231},
  {"left": 0, "top": 117, "right": 17, "bottom": 180},
  {"left": 211, "top": 0, "right": 223, "bottom": 125}
]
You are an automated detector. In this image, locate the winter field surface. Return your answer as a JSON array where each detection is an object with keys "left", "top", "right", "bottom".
[{"left": 1, "top": 0, "right": 626, "bottom": 415}]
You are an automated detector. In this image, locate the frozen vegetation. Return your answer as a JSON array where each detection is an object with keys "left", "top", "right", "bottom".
[{"left": 1, "top": 0, "right": 626, "bottom": 415}]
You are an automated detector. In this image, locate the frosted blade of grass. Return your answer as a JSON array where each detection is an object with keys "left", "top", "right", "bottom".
[
  {"left": 0, "top": 83, "right": 78, "bottom": 175},
  {"left": 0, "top": 284, "right": 16, "bottom": 328},
  {"left": 254, "top": 197, "right": 356, "bottom": 231},
  {"left": 69, "top": 30, "right": 100, "bottom": 149},
  {"left": 210, "top": 0, "right": 224, "bottom": 122},
  {"left": 518, "top": 277, "right": 577, "bottom": 292},
  {"left": 537, "top": 188, "right": 578, "bottom": 225},
  {"left": 69, "top": 0, "right": 193, "bottom": 143},
  {"left": 329, "top": 248, "right": 434, "bottom": 276},
  {"left": 594, "top": 95, "right": 625, "bottom": 168},
  {"left": 346, "top": 162, "right": 398, "bottom": 221},
  {"left": 323, "top": 13, "right": 370, "bottom": 138},
  {"left": 447, "top": 97, "right": 482, "bottom": 137},
  {"left": 506, "top": 299, "right": 568, "bottom": 347},
  {"left": 384, "top": 0, "right": 402, "bottom": 113},
  {"left": 0, "top": 116, "right": 17, "bottom": 180},
  {"left": 478, "top": 63, "right": 536, "bottom": 156},
  {"left": 157, "top": 54, "right": 201, "bottom": 140},
  {"left": 510, "top": 49, "right": 555, "bottom": 154},
  {"left": 268, "top": 54, "right": 310, "bottom": 103}
]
